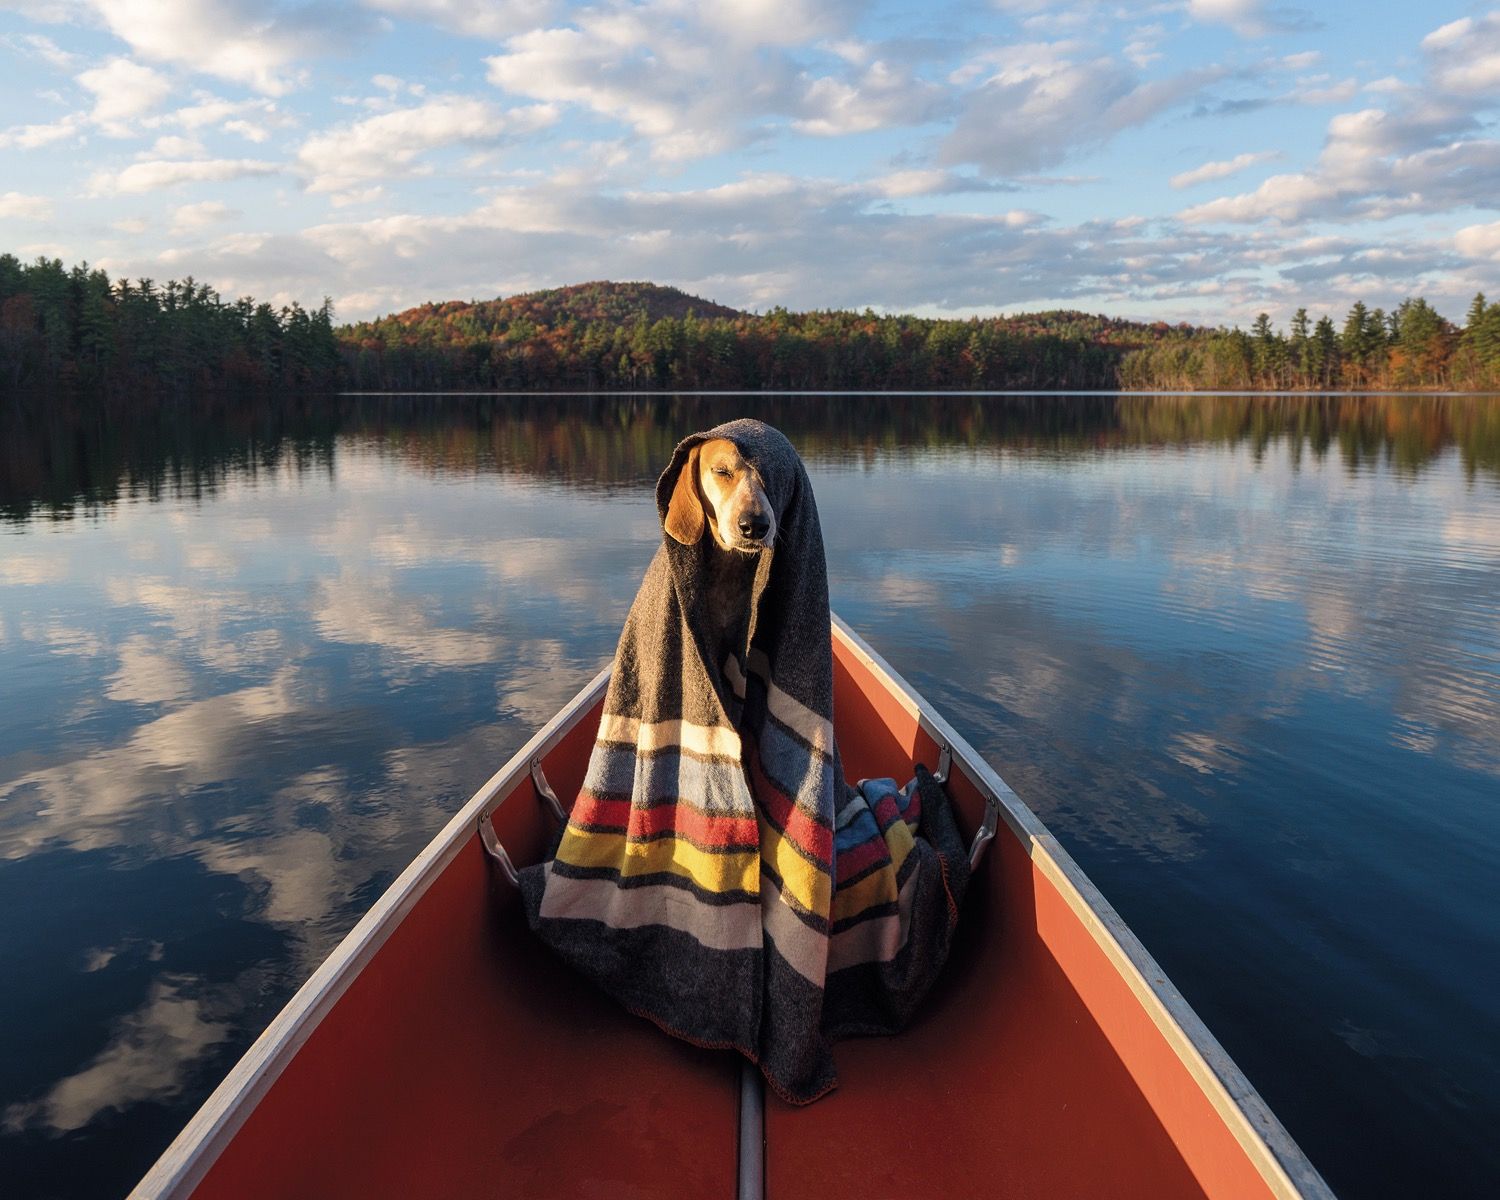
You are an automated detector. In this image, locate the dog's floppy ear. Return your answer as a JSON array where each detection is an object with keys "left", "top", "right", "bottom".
[{"left": 664, "top": 444, "right": 705, "bottom": 545}]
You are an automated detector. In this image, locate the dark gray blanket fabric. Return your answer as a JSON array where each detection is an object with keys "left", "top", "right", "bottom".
[{"left": 519, "top": 418, "right": 968, "bottom": 1103}]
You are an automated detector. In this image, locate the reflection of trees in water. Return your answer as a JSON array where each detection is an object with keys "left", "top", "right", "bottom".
[
  {"left": 1112, "top": 395, "right": 1500, "bottom": 480},
  {"left": 4, "top": 393, "right": 1497, "bottom": 521},
  {"left": 1, "top": 395, "right": 338, "bottom": 522}
]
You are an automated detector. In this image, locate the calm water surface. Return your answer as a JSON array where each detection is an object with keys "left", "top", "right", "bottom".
[{"left": 1, "top": 394, "right": 1497, "bottom": 1199}]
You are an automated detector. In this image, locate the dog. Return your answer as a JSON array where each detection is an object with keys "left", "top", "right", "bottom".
[{"left": 662, "top": 436, "right": 778, "bottom": 667}]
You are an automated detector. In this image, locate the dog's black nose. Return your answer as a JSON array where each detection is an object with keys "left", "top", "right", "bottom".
[{"left": 740, "top": 514, "right": 770, "bottom": 540}]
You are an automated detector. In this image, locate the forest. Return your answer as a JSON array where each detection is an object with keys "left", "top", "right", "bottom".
[
  {"left": 0, "top": 253, "right": 341, "bottom": 394},
  {"left": 4, "top": 254, "right": 1499, "bottom": 394},
  {"left": 1118, "top": 296, "right": 1500, "bottom": 391}
]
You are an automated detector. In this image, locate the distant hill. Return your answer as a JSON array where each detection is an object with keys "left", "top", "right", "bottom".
[
  {"left": 363, "top": 281, "right": 744, "bottom": 337},
  {"left": 337, "top": 281, "right": 1211, "bottom": 391}
]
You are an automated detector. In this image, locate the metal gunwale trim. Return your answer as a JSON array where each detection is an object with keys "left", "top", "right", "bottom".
[
  {"left": 828, "top": 614, "right": 1335, "bottom": 1200},
  {"left": 130, "top": 665, "right": 613, "bottom": 1200}
]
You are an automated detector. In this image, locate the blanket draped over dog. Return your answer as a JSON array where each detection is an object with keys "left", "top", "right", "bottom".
[{"left": 519, "top": 419, "right": 969, "bottom": 1103}]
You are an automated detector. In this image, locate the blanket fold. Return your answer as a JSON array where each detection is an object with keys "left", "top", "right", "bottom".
[{"left": 519, "top": 419, "right": 967, "bottom": 1103}]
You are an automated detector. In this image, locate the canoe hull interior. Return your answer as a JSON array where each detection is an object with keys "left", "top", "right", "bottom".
[{"left": 133, "top": 620, "right": 1329, "bottom": 1200}]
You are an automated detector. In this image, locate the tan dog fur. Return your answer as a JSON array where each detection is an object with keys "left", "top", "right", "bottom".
[{"left": 664, "top": 437, "right": 777, "bottom": 664}]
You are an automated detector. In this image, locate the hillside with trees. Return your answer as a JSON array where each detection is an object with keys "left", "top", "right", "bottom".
[
  {"left": 4, "top": 252, "right": 1499, "bottom": 394},
  {"left": 341, "top": 285, "right": 1500, "bottom": 393},
  {"left": 339, "top": 289, "right": 1186, "bottom": 391}
]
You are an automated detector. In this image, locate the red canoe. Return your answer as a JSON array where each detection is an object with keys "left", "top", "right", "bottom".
[{"left": 132, "top": 616, "right": 1333, "bottom": 1200}]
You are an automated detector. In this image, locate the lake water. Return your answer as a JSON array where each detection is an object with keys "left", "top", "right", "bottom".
[{"left": 1, "top": 393, "right": 1497, "bottom": 1199}]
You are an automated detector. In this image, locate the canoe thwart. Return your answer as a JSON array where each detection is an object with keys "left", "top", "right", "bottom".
[
  {"left": 736, "top": 1059, "right": 765, "bottom": 1200},
  {"left": 477, "top": 809, "right": 521, "bottom": 887},
  {"left": 530, "top": 758, "right": 568, "bottom": 825}
]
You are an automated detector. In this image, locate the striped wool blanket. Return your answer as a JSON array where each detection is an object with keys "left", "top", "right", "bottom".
[{"left": 519, "top": 419, "right": 969, "bottom": 1103}]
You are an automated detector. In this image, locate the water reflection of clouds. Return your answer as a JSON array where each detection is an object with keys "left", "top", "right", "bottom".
[
  {"left": 3, "top": 975, "right": 230, "bottom": 1136},
  {"left": 1, "top": 670, "right": 303, "bottom": 859},
  {"left": 313, "top": 573, "right": 507, "bottom": 668},
  {"left": 816, "top": 435, "right": 1500, "bottom": 865},
  {"left": 3, "top": 404, "right": 1498, "bottom": 1180},
  {"left": 0, "top": 552, "right": 68, "bottom": 587},
  {"left": 105, "top": 637, "right": 194, "bottom": 707},
  {"left": 0, "top": 438, "right": 651, "bottom": 1040}
]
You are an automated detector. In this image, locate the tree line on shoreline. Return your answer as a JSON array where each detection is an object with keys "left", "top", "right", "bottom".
[
  {"left": 0, "top": 254, "right": 341, "bottom": 393},
  {"left": 4, "top": 253, "right": 1499, "bottom": 394}
]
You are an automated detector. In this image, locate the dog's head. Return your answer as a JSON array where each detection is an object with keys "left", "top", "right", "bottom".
[{"left": 664, "top": 436, "right": 777, "bottom": 552}]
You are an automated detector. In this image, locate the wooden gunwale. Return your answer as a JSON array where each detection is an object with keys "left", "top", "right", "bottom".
[
  {"left": 828, "top": 613, "right": 1334, "bottom": 1200},
  {"left": 129, "top": 665, "right": 613, "bottom": 1200}
]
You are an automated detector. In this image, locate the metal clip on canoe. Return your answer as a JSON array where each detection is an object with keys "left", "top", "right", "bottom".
[
  {"left": 930, "top": 742, "right": 999, "bottom": 872},
  {"left": 479, "top": 758, "right": 566, "bottom": 887}
]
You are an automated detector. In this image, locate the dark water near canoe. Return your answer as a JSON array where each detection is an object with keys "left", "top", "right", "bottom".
[{"left": 1, "top": 393, "right": 1497, "bottom": 1199}]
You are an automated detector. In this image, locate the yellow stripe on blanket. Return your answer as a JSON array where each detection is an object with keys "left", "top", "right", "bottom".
[
  {"left": 556, "top": 826, "right": 760, "bottom": 895},
  {"left": 758, "top": 818, "right": 833, "bottom": 917},
  {"left": 831, "top": 819, "right": 915, "bottom": 921},
  {"left": 831, "top": 861, "right": 900, "bottom": 923}
]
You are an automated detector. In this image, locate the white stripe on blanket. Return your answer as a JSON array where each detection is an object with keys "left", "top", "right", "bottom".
[
  {"left": 747, "top": 649, "right": 834, "bottom": 756},
  {"left": 538, "top": 865, "right": 762, "bottom": 951},
  {"left": 597, "top": 713, "right": 744, "bottom": 759},
  {"left": 761, "top": 873, "right": 832, "bottom": 986},
  {"left": 828, "top": 871, "right": 918, "bottom": 973}
]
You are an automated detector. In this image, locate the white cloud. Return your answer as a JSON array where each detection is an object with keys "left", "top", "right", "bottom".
[
  {"left": 194, "top": 174, "right": 1246, "bottom": 321},
  {"left": 794, "top": 59, "right": 944, "bottom": 136},
  {"left": 1171, "top": 150, "right": 1277, "bottom": 188},
  {"left": 0, "top": 191, "right": 54, "bottom": 219},
  {"left": 483, "top": 1, "right": 867, "bottom": 161},
  {"left": 688, "top": 0, "right": 862, "bottom": 46},
  {"left": 1179, "top": 11, "right": 1500, "bottom": 229},
  {"left": 171, "top": 199, "right": 239, "bottom": 233},
  {"left": 147, "top": 94, "right": 285, "bottom": 134},
  {"left": 942, "top": 45, "right": 1225, "bottom": 174},
  {"left": 1187, "top": 0, "right": 1316, "bottom": 38},
  {"left": 0, "top": 113, "right": 82, "bottom": 149},
  {"left": 2, "top": 31, "right": 81, "bottom": 68},
  {"left": 74, "top": 0, "right": 371, "bottom": 95},
  {"left": 1179, "top": 103, "right": 1499, "bottom": 225},
  {"left": 870, "top": 169, "right": 1012, "bottom": 198},
  {"left": 362, "top": 0, "right": 556, "bottom": 39},
  {"left": 1422, "top": 13, "right": 1500, "bottom": 96},
  {"left": 1455, "top": 220, "right": 1500, "bottom": 262},
  {"left": 76, "top": 57, "right": 172, "bottom": 133},
  {"left": 296, "top": 95, "right": 557, "bottom": 193},
  {"left": 146, "top": 134, "right": 205, "bottom": 158},
  {"left": 90, "top": 157, "right": 281, "bottom": 194},
  {"left": 484, "top": 24, "right": 761, "bottom": 160}
]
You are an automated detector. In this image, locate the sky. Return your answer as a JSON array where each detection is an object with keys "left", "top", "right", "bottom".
[{"left": 1, "top": 0, "right": 1498, "bottom": 326}]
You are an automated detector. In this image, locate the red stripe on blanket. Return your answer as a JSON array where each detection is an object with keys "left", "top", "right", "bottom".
[
  {"left": 571, "top": 793, "right": 760, "bottom": 849},
  {"left": 833, "top": 836, "right": 891, "bottom": 884},
  {"left": 871, "top": 790, "right": 920, "bottom": 832},
  {"left": 746, "top": 748, "right": 834, "bottom": 866}
]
